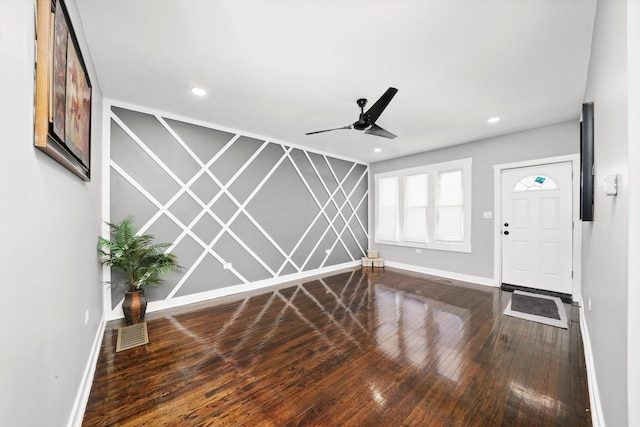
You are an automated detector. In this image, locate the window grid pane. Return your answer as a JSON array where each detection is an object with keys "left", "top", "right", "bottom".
[
  {"left": 405, "top": 173, "right": 428, "bottom": 206},
  {"left": 405, "top": 207, "right": 427, "bottom": 242},
  {"left": 435, "top": 170, "right": 464, "bottom": 242},
  {"left": 404, "top": 173, "right": 428, "bottom": 243},
  {"left": 378, "top": 177, "right": 398, "bottom": 240},
  {"left": 435, "top": 206, "right": 464, "bottom": 242},
  {"left": 438, "top": 170, "right": 463, "bottom": 205}
]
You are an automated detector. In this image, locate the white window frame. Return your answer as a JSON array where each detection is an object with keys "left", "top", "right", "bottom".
[{"left": 374, "top": 158, "right": 472, "bottom": 253}]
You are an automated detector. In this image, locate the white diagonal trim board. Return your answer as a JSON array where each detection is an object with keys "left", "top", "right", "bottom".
[
  {"left": 319, "top": 165, "right": 369, "bottom": 266},
  {"left": 114, "top": 111, "right": 271, "bottom": 277},
  {"left": 324, "top": 155, "right": 369, "bottom": 243},
  {"left": 107, "top": 161, "right": 246, "bottom": 317},
  {"left": 322, "top": 157, "right": 366, "bottom": 252},
  {"left": 108, "top": 105, "right": 368, "bottom": 308},
  {"left": 158, "top": 116, "right": 302, "bottom": 273},
  {"left": 282, "top": 152, "right": 334, "bottom": 274},
  {"left": 300, "top": 153, "right": 370, "bottom": 270},
  {"left": 108, "top": 129, "right": 250, "bottom": 289},
  {"left": 112, "top": 112, "right": 280, "bottom": 291},
  {"left": 209, "top": 146, "right": 295, "bottom": 270},
  {"left": 114, "top": 112, "right": 264, "bottom": 266},
  {"left": 321, "top": 178, "right": 370, "bottom": 268},
  {"left": 317, "top": 160, "right": 360, "bottom": 263},
  {"left": 309, "top": 158, "right": 359, "bottom": 266},
  {"left": 110, "top": 161, "right": 248, "bottom": 286},
  {"left": 110, "top": 111, "right": 234, "bottom": 234},
  {"left": 297, "top": 151, "right": 362, "bottom": 270}
]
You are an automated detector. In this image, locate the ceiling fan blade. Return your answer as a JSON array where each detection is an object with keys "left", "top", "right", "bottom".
[
  {"left": 305, "top": 125, "right": 351, "bottom": 135},
  {"left": 364, "top": 87, "right": 398, "bottom": 124},
  {"left": 365, "top": 124, "right": 397, "bottom": 139}
]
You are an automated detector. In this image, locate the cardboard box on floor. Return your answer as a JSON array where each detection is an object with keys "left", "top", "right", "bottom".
[{"left": 362, "top": 250, "right": 384, "bottom": 268}]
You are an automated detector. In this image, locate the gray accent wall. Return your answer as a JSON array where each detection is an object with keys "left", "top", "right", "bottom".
[
  {"left": 109, "top": 105, "right": 368, "bottom": 308},
  {"left": 369, "top": 120, "right": 579, "bottom": 280}
]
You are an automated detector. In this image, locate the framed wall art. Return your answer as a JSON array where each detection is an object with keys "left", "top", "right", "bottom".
[{"left": 34, "top": 0, "right": 92, "bottom": 181}]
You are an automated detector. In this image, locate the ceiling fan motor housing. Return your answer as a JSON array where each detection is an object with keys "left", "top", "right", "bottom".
[
  {"left": 305, "top": 87, "right": 397, "bottom": 138},
  {"left": 353, "top": 98, "right": 370, "bottom": 129},
  {"left": 353, "top": 118, "right": 370, "bottom": 130}
]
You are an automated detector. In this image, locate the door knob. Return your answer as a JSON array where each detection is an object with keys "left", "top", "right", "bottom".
[
  {"left": 504, "top": 223, "right": 509, "bottom": 227},
  {"left": 503, "top": 230, "right": 509, "bottom": 235}
]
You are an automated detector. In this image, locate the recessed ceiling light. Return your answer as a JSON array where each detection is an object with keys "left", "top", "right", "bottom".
[
  {"left": 488, "top": 117, "right": 500, "bottom": 124},
  {"left": 374, "top": 148, "right": 382, "bottom": 153},
  {"left": 190, "top": 87, "right": 207, "bottom": 97}
]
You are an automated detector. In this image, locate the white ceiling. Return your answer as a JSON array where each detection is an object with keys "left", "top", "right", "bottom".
[{"left": 76, "top": 0, "right": 596, "bottom": 164}]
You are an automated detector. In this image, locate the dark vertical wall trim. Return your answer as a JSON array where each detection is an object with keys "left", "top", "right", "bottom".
[{"left": 580, "top": 102, "right": 595, "bottom": 221}]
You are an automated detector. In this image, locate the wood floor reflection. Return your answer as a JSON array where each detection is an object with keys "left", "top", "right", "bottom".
[{"left": 82, "top": 268, "right": 591, "bottom": 426}]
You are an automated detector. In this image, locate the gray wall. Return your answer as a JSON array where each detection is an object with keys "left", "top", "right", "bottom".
[
  {"left": 109, "top": 105, "right": 368, "bottom": 308},
  {"left": 628, "top": 2, "right": 640, "bottom": 423},
  {"left": 0, "top": 1, "right": 104, "bottom": 426},
  {"left": 581, "top": 0, "right": 633, "bottom": 425},
  {"left": 369, "top": 120, "right": 578, "bottom": 280}
]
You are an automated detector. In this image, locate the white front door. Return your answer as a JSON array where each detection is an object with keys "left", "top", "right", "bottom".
[{"left": 501, "top": 162, "right": 573, "bottom": 294}]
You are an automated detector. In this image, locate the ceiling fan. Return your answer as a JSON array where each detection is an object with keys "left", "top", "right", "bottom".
[{"left": 306, "top": 87, "right": 398, "bottom": 139}]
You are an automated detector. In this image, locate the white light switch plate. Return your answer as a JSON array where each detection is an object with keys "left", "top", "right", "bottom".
[
  {"left": 605, "top": 174, "right": 618, "bottom": 196},
  {"left": 483, "top": 211, "right": 493, "bottom": 219}
]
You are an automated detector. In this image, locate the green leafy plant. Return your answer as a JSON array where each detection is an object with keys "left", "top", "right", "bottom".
[{"left": 97, "top": 217, "right": 182, "bottom": 291}]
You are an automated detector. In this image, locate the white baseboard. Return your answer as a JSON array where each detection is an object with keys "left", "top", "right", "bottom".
[
  {"left": 66, "top": 313, "right": 107, "bottom": 427},
  {"left": 384, "top": 261, "right": 496, "bottom": 287},
  {"left": 579, "top": 307, "right": 605, "bottom": 427},
  {"left": 106, "top": 261, "right": 360, "bottom": 321}
]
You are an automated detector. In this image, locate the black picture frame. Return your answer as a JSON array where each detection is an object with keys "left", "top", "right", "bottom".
[
  {"left": 34, "top": 0, "right": 92, "bottom": 181},
  {"left": 580, "top": 102, "right": 594, "bottom": 221}
]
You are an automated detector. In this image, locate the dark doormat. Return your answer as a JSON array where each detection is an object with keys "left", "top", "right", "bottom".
[{"left": 504, "top": 291, "right": 568, "bottom": 329}]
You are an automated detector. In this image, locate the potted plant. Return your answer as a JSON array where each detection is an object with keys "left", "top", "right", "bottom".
[{"left": 97, "top": 217, "right": 182, "bottom": 324}]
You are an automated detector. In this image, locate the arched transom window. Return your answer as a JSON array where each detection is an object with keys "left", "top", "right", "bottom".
[{"left": 513, "top": 175, "right": 558, "bottom": 192}]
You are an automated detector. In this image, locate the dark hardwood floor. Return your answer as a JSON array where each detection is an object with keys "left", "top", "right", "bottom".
[{"left": 82, "top": 267, "right": 591, "bottom": 426}]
